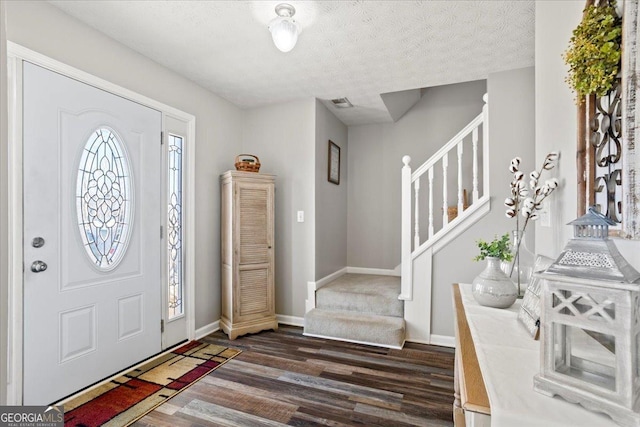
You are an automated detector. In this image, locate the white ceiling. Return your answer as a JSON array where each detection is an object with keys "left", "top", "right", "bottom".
[{"left": 48, "top": 0, "right": 535, "bottom": 126}]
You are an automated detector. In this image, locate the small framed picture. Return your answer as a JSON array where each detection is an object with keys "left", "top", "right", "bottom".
[{"left": 328, "top": 140, "right": 340, "bottom": 185}]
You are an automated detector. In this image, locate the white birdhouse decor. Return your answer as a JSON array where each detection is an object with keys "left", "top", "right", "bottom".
[{"left": 534, "top": 208, "right": 640, "bottom": 426}]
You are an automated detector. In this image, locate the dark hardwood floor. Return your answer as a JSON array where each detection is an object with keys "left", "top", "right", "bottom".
[{"left": 135, "top": 325, "right": 455, "bottom": 427}]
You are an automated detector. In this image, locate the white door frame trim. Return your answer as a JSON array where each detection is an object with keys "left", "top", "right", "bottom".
[{"left": 6, "top": 42, "right": 197, "bottom": 404}]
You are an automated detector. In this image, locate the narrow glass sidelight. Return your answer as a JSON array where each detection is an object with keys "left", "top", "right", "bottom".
[
  {"left": 76, "top": 128, "right": 132, "bottom": 270},
  {"left": 167, "top": 135, "right": 184, "bottom": 318}
]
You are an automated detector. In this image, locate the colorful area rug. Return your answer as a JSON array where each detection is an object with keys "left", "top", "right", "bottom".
[{"left": 63, "top": 341, "right": 240, "bottom": 427}]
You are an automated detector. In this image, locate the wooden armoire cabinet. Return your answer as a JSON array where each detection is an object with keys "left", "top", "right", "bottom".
[{"left": 220, "top": 171, "right": 277, "bottom": 339}]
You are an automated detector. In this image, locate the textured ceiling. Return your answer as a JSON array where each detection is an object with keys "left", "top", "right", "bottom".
[{"left": 48, "top": 1, "right": 535, "bottom": 125}]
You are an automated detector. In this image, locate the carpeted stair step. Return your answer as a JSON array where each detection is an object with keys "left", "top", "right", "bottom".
[
  {"left": 316, "top": 274, "right": 403, "bottom": 317},
  {"left": 304, "top": 308, "right": 405, "bottom": 349}
]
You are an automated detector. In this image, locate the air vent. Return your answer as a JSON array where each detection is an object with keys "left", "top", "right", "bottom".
[{"left": 331, "top": 97, "right": 353, "bottom": 108}]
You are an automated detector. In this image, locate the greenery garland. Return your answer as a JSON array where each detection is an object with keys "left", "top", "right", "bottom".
[{"left": 563, "top": 1, "right": 622, "bottom": 99}]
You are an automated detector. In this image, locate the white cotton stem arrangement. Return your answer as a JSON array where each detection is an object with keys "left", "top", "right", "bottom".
[{"left": 504, "top": 152, "right": 559, "bottom": 278}]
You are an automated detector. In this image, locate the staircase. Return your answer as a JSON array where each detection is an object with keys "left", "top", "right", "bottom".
[
  {"left": 304, "top": 274, "right": 405, "bottom": 349},
  {"left": 304, "top": 93, "right": 490, "bottom": 347}
]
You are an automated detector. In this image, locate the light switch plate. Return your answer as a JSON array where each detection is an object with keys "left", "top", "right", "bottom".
[
  {"left": 540, "top": 200, "right": 551, "bottom": 227},
  {"left": 297, "top": 211, "right": 304, "bottom": 223}
]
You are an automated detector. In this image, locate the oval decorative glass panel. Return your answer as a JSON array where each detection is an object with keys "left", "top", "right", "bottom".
[{"left": 76, "top": 128, "right": 132, "bottom": 270}]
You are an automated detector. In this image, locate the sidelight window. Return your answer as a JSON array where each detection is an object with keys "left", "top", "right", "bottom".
[{"left": 167, "top": 134, "right": 184, "bottom": 318}]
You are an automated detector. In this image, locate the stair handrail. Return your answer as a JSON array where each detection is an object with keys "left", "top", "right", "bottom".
[
  {"left": 400, "top": 94, "right": 489, "bottom": 301},
  {"left": 411, "top": 113, "right": 483, "bottom": 184}
]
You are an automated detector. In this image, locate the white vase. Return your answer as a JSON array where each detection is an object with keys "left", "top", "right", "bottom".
[{"left": 473, "top": 257, "right": 518, "bottom": 309}]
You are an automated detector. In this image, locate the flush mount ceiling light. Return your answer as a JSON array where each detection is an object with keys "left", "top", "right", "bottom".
[{"left": 268, "top": 3, "right": 301, "bottom": 53}]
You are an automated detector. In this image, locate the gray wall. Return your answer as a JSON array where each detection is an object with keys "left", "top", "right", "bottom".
[
  {"left": 347, "top": 80, "right": 487, "bottom": 269},
  {"left": 241, "top": 99, "right": 316, "bottom": 317},
  {"left": 315, "top": 100, "right": 348, "bottom": 279},
  {"left": 1, "top": 0, "right": 9, "bottom": 406},
  {"left": 534, "top": 2, "right": 640, "bottom": 272},
  {"left": 5, "top": 1, "right": 244, "bottom": 330},
  {"left": 431, "top": 67, "right": 535, "bottom": 336},
  {"left": 534, "top": 1, "right": 582, "bottom": 257}
]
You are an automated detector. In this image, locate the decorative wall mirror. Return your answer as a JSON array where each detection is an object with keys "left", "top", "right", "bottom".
[{"left": 576, "top": 0, "right": 640, "bottom": 239}]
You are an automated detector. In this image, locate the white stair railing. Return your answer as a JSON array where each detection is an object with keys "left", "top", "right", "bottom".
[{"left": 400, "top": 94, "right": 489, "bottom": 300}]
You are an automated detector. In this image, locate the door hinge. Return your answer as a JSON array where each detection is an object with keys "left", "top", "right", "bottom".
[
  {"left": 160, "top": 225, "right": 163, "bottom": 239},
  {"left": 161, "top": 319, "right": 165, "bottom": 333},
  {"left": 161, "top": 131, "right": 164, "bottom": 145}
]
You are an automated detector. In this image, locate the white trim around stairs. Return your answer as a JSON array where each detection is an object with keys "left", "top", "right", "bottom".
[
  {"left": 316, "top": 267, "right": 349, "bottom": 288},
  {"left": 429, "top": 334, "right": 456, "bottom": 348},
  {"left": 306, "top": 267, "right": 348, "bottom": 312},
  {"left": 412, "top": 196, "right": 491, "bottom": 261},
  {"left": 346, "top": 266, "right": 400, "bottom": 276}
]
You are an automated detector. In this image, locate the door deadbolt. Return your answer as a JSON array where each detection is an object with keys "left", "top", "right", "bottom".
[
  {"left": 32, "top": 237, "right": 45, "bottom": 248},
  {"left": 30, "top": 260, "right": 47, "bottom": 273}
]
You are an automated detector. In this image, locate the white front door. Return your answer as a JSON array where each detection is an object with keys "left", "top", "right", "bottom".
[{"left": 23, "top": 62, "right": 162, "bottom": 404}]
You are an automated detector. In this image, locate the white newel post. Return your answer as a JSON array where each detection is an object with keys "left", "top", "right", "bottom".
[{"left": 401, "top": 156, "right": 412, "bottom": 301}]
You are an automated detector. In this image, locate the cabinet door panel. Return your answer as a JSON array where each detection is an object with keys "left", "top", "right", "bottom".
[
  {"left": 237, "top": 263, "right": 273, "bottom": 320},
  {"left": 237, "top": 184, "right": 273, "bottom": 265}
]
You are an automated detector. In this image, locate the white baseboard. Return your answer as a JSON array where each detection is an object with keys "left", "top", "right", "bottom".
[
  {"left": 277, "top": 314, "right": 304, "bottom": 327},
  {"left": 316, "top": 267, "right": 348, "bottom": 288},
  {"left": 195, "top": 320, "right": 220, "bottom": 340},
  {"left": 429, "top": 334, "right": 455, "bottom": 348},
  {"left": 346, "top": 266, "right": 400, "bottom": 276},
  {"left": 196, "top": 317, "right": 303, "bottom": 338}
]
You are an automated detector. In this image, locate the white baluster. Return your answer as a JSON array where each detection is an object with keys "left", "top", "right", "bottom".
[
  {"left": 442, "top": 153, "right": 449, "bottom": 226},
  {"left": 400, "top": 156, "right": 412, "bottom": 301},
  {"left": 482, "top": 93, "right": 490, "bottom": 198},
  {"left": 428, "top": 168, "right": 434, "bottom": 238},
  {"left": 414, "top": 178, "right": 420, "bottom": 248},
  {"left": 472, "top": 127, "right": 479, "bottom": 203},
  {"left": 457, "top": 141, "right": 464, "bottom": 216}
]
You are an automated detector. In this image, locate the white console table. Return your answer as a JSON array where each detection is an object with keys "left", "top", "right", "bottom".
[{"left": 452, "top": 283, "right": 618, "bottom": 427}]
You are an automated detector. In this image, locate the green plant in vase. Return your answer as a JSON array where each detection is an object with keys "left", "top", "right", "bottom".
[
  {"left": 473, "top": 233, "right": 513, "bottom": 262},
  {"left": 471, "top": 233, "right": 517, "bottom": 309}
]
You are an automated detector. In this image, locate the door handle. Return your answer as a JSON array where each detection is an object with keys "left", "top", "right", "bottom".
[{"left": 30, "top": 260, "right": 48, "bottom": 273}]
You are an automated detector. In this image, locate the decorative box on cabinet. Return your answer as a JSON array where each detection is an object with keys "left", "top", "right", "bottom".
[{"left": 220, "top": 171, "right": 277, "bottom": 340}]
